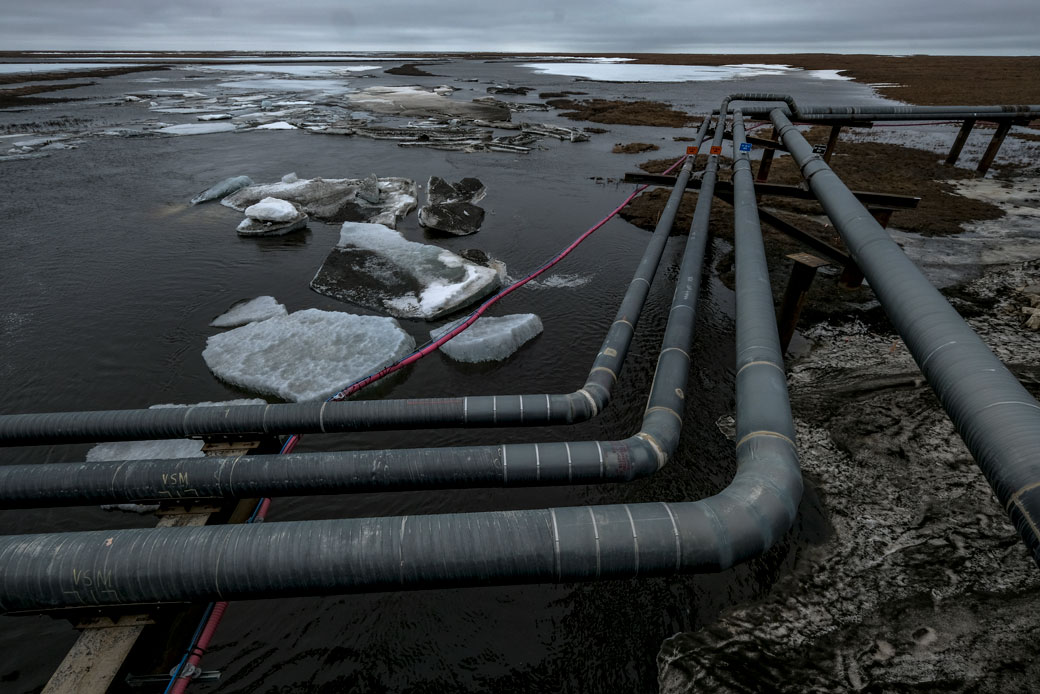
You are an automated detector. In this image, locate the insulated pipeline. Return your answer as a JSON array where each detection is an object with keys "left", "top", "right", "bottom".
[
  {"left": 0, "top": 118, "right": 725, "bottom": 509},
  {"left": 0, "top": 124, "right": 713, "bottom": 447},
  {"left": 717, "top": 97, "right": 1040, "bottom": 121},
  {"left": 767, "top": 106, "right": 1040, "bottom": 567}
]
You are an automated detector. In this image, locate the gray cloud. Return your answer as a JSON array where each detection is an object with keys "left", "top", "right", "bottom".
[{"left": 2, "top": 0, "right": 1037, "bottom": 54}]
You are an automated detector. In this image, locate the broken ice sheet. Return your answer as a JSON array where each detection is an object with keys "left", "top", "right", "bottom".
[
  {"left": 221, "top": 176, "right": 417, "bottom": 227},
  {"left": 202, "top": 309, "right": 415, "bottom": 402},
  {"left": 157, "top": 122, "right": 238, "bottom": 136},
  {"left": 431, "top": 314, "right": 543, "bottom": 363},
  {"left": 210, "top": 296, "right": 288, "bottom": 328},
  {"left": 310, "top": 222, "right": 502, "bottom": 320}
]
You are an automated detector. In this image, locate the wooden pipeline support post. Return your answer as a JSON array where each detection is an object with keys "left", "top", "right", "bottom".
[
  {"left": 976, "top": 120, "right": 1013, "bottom": 176},
  {"left": 777, "top": 252, "right": 829, "bottom": 354},
  {"left": 822, "top": 124, "right": 842, "bottom": 163},
  {"left": 756, "top": 127, "right": 780, "bottom": 181},
  {"left": 945, "top": 118, "right": 975, "bottom": 166}
]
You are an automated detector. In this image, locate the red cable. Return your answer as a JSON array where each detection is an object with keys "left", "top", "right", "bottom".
[{"left": 169, "top": 602, "right": 228, "bottom": 694}]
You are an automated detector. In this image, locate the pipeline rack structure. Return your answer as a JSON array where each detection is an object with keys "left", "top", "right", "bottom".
[{"left": 2, "top": 95, "right": 1040, "bottom": 692}]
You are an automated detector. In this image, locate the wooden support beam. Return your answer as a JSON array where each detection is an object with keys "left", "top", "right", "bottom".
[
  {"left": 822, "top": 124, "right": 842, "bottom": 163},
  {"left": 777, "top": 253, "right": 830, "bottom": 354},
  {"left": 756, "top": 127, "right": 780, "bottom": 181},
  {"left": 624, "top": 173, "right": 921, "bottom": 210},
  {"left": 976, "top": 120, "right": 1013, "bottom": 176},
  {"left": 945, "top": 118, "right": 975, "bottom": 166}
]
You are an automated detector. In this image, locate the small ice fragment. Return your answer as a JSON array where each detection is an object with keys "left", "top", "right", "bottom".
[
  {"left": 431, "top": 314, "right": 543, "bottom": 362},
  {"left": 190, "top": 175, "right": 254, "bottom": 205},
  {"left": 198, "top": 113, "right": 233, "bottom": 121},
  {"left": 158, "top": 122, "right": 237, "bottom": 136},
  {"left": 202, "top": 309, "right": 416, "bottom": 402},
  {"left": 358, "top": 173, "right": 381, "bottom": 204},
  {"left": 222, "top": 176, "right": 416, "bottom": 227},
  {"left": 243, "top": 197, "right": 299, "bottom": 222},
  {"left": 281, "top": 172, "right": 299, "bottom": 183},
  {"left": 256, "top": 121, "right": 297, "bottom": 130},
  {"left": 210, "top": 296, "right": 288, "bottom": 328},
  {"left": 420, "top": 176, "right": 487, "bottom": 235}
]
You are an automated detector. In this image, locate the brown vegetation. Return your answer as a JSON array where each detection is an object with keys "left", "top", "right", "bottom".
[
  {"left": 0, "top": 82, "right": 93, "bottom": 108},
  {"left": 384, "top": 63, "right": 440, "bottom": 77},
  {"left": 612, "top": 142, "right": 660, "bottom": 154},
  {"left": 546, "top": 98, "right": 696, "bottom": 127}
]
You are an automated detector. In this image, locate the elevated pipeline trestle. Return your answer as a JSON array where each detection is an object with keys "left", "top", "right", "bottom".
[{"left": 2, "top": 99, "right": 1040, "bottom": 615}]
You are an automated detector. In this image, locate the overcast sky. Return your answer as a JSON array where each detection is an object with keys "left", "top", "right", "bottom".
[{"left": 3, "top": 0, "right": 1038, "bottom": 55}]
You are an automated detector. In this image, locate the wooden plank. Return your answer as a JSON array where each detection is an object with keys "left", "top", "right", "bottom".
[{"left": 622, "top": 173, "right": 921, "bottom": 209}]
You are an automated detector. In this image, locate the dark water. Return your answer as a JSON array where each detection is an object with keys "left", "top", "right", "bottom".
[{"left": 0, "top": 59, "right": 885, "bottom": 692}]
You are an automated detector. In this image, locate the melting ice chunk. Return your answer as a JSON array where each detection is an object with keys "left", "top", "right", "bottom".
[
  {"left": 243, "top": 197, "right": 299, "bottom": 222},
  {"left": 310, "top": 222, "right": 502, "bottom": 320},
  {"left": 190, "top": 175, "right": 254, "bottom": 205},
  {"left": 431, "top": 314, "right": 543, "bottom": 362},
  {"left": 202, "top": 309, "right": 415, "bottom": 402},
  {"left": 222, "top": 176, "right": 416, "bottom": 227},
  {"left": 210, "top": 296, "right": 288, "bottom": 328},
  {"left": 158, "top": 122, "right": 238, "bottom": 136}
]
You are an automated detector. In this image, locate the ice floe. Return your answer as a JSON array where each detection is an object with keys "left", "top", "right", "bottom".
[
  {"left": 202, "top": 309, "right": 415, "bottom": 402},
  {"left": 222, "top": 175, "right": 417, "bottom": 226},
  {"left": 86, "top": 398, "right": 267, "bottom": 462},
  {"left": 256, "top": 121, "right": 298, "bottom": 130},
  {"left": 191, "top": 175, "right": 254, "bottom": 205},
  {"left": 347, "top": 85, "right": 509, "bottom": 120},
  {"left": 236, "top": 197, "right": 308, "bottom": 236},
  {"left": 310, "top": 222, "right": 502, "bottom": 320},
  {"left": 157, "top": 122, "right": 238, "bottom": 136},
  {"left": 419, "top": 176, "right": 487, "bottom": 235},
  {"left": 211, "top": 296, "right": 288, "bottom": 328},
  {"left": 431, "top": 313, "right": 542, "bottom": 363}
]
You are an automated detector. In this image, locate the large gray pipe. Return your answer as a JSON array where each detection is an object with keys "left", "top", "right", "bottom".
[
  {"left": 767, "top": 106, "right": 1040, "bottom": 566},
  {"left": 0, "top": 103, "right": 801, "bottom": 611},
  {"left": 716, "top": 96, "right": 1040, "bottom": 121},
  {"left": 0, "top": 123, "right": 712, "bottom": 447}
]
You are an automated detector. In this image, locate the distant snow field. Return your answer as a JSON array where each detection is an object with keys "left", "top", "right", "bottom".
[{"left": 520, "top": 61, "right": 851, "bottom": 82}]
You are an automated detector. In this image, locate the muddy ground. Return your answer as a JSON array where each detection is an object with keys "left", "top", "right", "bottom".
[{"left": 659, "top": 261, "right": 1040, "bottom": 693}]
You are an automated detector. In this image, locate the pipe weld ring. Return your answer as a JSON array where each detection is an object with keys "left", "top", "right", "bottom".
[
  {"left": 590, "top": 366, "right": 618, "bottom": 383},
  {"left": 734, "top": 430, "right": 796, "bottom": 450},
  {"left": 635, "top": 431, "right": 667, "bottom": 469},
  {"left": 644, "top": 406, "right": 683, "bottom": 425},
  {"left": 736, "top": 360, "right": 785, "bottom": 376}
]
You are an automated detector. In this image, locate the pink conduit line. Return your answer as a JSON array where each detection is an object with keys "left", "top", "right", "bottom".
[
  {"left": 167, "top": 151, "right": 689, "bottom": 692},
  {"left": 169, "top": 601, "right": 228, "bottom": 694}
]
